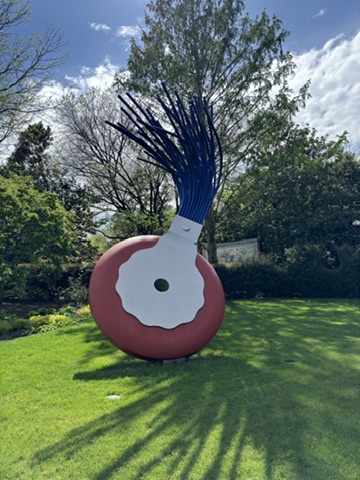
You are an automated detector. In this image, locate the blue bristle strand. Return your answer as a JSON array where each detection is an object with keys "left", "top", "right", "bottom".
[{"left": 106, "top": 84, "right": 223, "bottom": 224}]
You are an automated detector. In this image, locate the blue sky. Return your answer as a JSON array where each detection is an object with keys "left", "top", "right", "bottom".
[
  {"left": 21, "top": 0, "right": 360, "bottom": 147},
  {"left": 26, "top": 0, "right": 359, "bottom": 78}
]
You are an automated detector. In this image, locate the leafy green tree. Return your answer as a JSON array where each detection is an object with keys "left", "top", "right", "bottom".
[
  {"left": 1, "top": 122, "right": 96, "bottom": 256},
  {"left": 89, "top": 232, "right": 109, "bottom": 255},
  {"left": 117, "top": 0, "right": 308, "bottom": 262},
  {"left": 52, "top": 173, "right": 97, "bottom": 257},
  {"left": 219, "top": 126, "right": 360, "bottom": 258},
  {"left": 2, "top": 122, "right": 53, "bottom": 190},
  {"left": 0, "top": 175, "right": 75, "bottom": 302},
  {"left": 0, "top": 0, "right": 66, "bottom": 148},
  {"left": 108, "top": 209, "right": 174, "bottom": 243}
]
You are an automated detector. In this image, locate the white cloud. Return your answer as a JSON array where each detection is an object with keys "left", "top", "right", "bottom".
[
  {"left": 64, "top": 56, "right": 120, "bottom": 90},
  {"left": 37, "top": 80, "right": 69, "bottom": 102},
  {"left": 312, "top": 9, "right": 326, "bottom": 20},
  {"left": 1, "top": 58, "right": 125, "bottom": 159},
  {"left": 88, "top": 23, "right": 141, "bottom": 42},
  {"left": 90, "top": 22, "right": 111, "bottom": 32},
  {"left": 290, "top": 30, "right": 360, "bottom": 149},
  {"left": 116, "top": 25, "right": 141, "bottom": 37}
]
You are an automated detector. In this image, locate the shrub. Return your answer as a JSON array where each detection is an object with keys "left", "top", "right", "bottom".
[
  {"left": 284, "top": 243, "right": 360, "bottom": 298},
  {"left": 0, "top": 266, "right": 28, "bottom": 301},
  {"left": 27, "top": 306, "right": 93, "bottom": 334},
  {"left": 2, "top": 261, "right": 94, "bottom": 304},
  {"left": 0, "top": 320, "right": 11, "bottom": 335},
  {"left": 215, "top": 257, "right": 292, "bottom": 299},
  {"left": 29, "top": 313, "right": 73, "bottom": 332},
  {"left": 59, "top": 305, "right": 76, "bottom": 316},
  {"left": 0, "top": 315, "right": 31, "bottom": 336},
  {"left": 61, "top": 277, "right": 90, "bottom": 305},
  {"left": 285, "top": 244, "right": 326, "bottom": 297},
  {"left": 75, "top": 305, "right": 93, "bottom": 322},
  {"left": 13, "top": 318, "right": 32, "bottom": 334},
  {"left": 334, "top": 245, "right": 360, "bottom": 298},
  {"left": 58, "top": 263, "right": 93, "bottom": 304},
  {"left": 215, "top": 243, "right": 360, "bottom": 300},
  {"left": 48, "top": 314, "right": 73, "bottom": 326},
  {"left": 29, "top": 314, "right": 54, "bottom": 330},
  {"left": 1, "top": 303, "right": 93, "bottom": 339},
  {"left": 28, "top": 307, "right": 56, "bottom": 317},
  {"left": 22, "top": 264, "right": 62, "bottom": 301}
]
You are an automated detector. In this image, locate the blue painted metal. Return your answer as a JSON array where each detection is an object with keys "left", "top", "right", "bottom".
[{"left": 106, "top": 84, "right": 223, "bottom": 224}]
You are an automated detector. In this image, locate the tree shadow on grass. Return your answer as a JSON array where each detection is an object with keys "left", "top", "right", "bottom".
[{"left": 34, "top": 300, "right": 360, "bottom": 479}]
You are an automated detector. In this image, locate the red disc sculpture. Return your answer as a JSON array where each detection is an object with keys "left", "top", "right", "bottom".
[{"left": 89, "top": 85, "right": 225, "bottom": 361}]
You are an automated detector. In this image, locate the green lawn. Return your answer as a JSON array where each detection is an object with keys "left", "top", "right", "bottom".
[{"left": 1, "top": 299, "right": 359, "bottom": 480}]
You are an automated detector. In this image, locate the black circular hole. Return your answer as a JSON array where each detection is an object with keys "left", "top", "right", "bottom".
[{"left": 154, "top": 278, "right": 170, "bottom": 292}]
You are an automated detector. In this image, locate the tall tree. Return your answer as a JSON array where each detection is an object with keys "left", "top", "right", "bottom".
[
  {"left": 0, "top": 0, "right": 66, "bottom": 148},
  {"left": 3, "top": 121, "right": 53, "bottom": 190},
  {"left": 116, "top": 0, "right": 308, "bottom": 262},
  {"left": 56, "top": 87, "right": 174, "bottom": 238}
]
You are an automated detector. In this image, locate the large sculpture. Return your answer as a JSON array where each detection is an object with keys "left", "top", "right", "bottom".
[{"left": 89, "top": 85, "right": 225, "bottom": 360}]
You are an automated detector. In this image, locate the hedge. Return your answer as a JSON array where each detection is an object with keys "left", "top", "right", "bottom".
[
  {"left": 3, "top": 244, "right": 360, "bottom": 302},
  {"left": 2, "top": 262, "right": 94, "bottom": 303},
  {"left": 215, "top": 244, "right": 360, "bottom": 299}
]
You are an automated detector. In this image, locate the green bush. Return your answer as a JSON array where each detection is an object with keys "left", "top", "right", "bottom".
[
  {"left": 333, "top": 245, "right": 360, "bottom": 298},
  {"left": 0, "top": 315, "right": 31, "bottom": 336},
  {"left": 58, "top": 264, "right": 93, "bottom": 304},
  {"left": 27, "top": 305, "right": 93, "bottom": 333},
  {"left": 74, "top": 305, "right": 93, "bottom": 322},
  {"left": 22, "top": 264, "right": 62, "bottom": 301},
  {"left": 13, "top": 318, "right": 32, "bottom": 334},
  {"left": 284, "top": 244, "right": 328, "bottom": 297},
  {"left": 215, "top": 243, "right": 360, "bottom": 300},
  {"left": 29, "top": 313, "right": 72, "bottom": 332},
  {"left": 284, "top": 243, "right": 360, "bottom": 298},
  {"left": 58, "top": 305, "right": 76, "bottom": 316},
  {"left": 0, "top": 304, "right": 93, "bottom": 339},
  {"left": 48, "top": 314, "right": 73, "bottom": 326},
  {"left": 0, "top": 320, "right": 11, "bottom": 335},
  {"left": 215, "top": 257, "right": 292, "bottom": 299},
  {"left": 0, "top": 266, "right": 28, "bottom": 301},
  {"left": 29, "top": 314, "right": 54, "bottom": 330},
  {"left": 28, "top": 307, "right": 56, "bottom": 317},
  {"left": 2, "top": 262, "right": 94, "bottom": 304}
]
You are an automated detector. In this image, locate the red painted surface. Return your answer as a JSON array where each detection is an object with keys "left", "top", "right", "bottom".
[{"left": 89, "top": 236, "right": 225, "bottom": 360}]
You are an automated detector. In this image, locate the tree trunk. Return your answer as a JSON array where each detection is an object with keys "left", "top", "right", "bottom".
[{"left": 205, "top": 208, "right": 218, "bottom": 264}]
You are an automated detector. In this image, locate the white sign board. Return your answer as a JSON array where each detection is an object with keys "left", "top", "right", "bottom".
[{"left": 203, "top": 238, "right": 260, "bottom": 264}]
